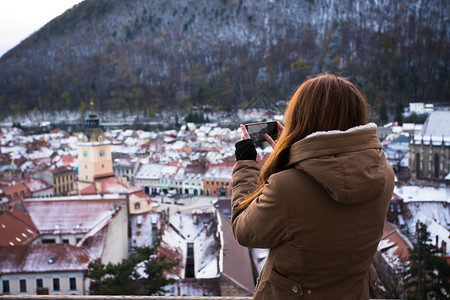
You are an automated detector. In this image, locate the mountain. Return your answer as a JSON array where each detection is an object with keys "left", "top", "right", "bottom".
[{"left": 0, "top": 0, "right": 448, "bottom": 120}]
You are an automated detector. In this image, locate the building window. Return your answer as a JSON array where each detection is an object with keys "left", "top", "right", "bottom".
[
  {"left": 102, "top": 164, "right": 104, "bottom": 169},
  {"left": 416, "top": 153, "right": 421, "bottom": 177},
  {"left": 2, "top": 280, "right": 10, "bottom": 294},
  {"left": 185, "top": 243, "right": 195, "bottom": 278},
  {"left": 434, "top": 153, "right": 440, "bottom": 178},
  {"left": 62, "top": 239, "right": 69, "bottom": 244},
  {"left": 134, "top": 202, "right": 141, "bottom": 210},
  {"left": 36, "top": 278, "right": 43, "bottom": 289},
  {"left": 396, "top": 204, "right": 401, "bottom": 212},
  {"left": 69, "top": 278, "right": 77, "bottom": 291},
  {"left": 390, "top": 204, "right": 394, "bottom": 212},
  {"left": 42, "top": 239, "right": 56, "bottom": 244},
  {"left": 19, "top": 279, "right": 27, "bottom": 293},
  {"left": 53, "top": 278, "right": 60, "bottom": 291}
]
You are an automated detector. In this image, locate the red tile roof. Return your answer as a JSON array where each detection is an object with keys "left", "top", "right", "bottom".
[
  {"left": 381, "top": 222, "right": 412, "bottom": 263},
  {"left": 0, "top": 183, "right": 31, "bottom": 201},
  {"left": 80, "top": 176, "right": 142, "bottom": 195},
  {"left": 23, "top": 177, "right": 53, "bottom": 193},
  {"left": 61, "top": 155, "right": 76, "bottom": 167},
  {"left": 49, "top": 166, "right": 73, "bottom": 174},
  {"left": 0, "top": 208, "right": 39, "bottom": 246}
]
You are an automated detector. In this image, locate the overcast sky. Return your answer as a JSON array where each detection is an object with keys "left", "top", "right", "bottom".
[{"left": 0, "top": 0, "right": 85, "bottom": 57}]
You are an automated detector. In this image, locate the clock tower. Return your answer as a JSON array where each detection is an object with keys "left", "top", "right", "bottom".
[{"left": 77, "top": 103, "right": 113, "bottom": 190}]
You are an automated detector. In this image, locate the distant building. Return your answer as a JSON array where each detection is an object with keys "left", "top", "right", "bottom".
[
  {"left": 203, "top": 163, "right": 233, "bottom": 197},
  {"left": 409, "top": 111, "right": 450, "bottom": 183},
  {"left": 77, "top": 108, "right": 113, "bottom": 190},
  {"left": 112, "top": 158, "right": 137, "bottom": 184},
  {"left": 386, "top": 193, "right": 408, "bottom": 229},
  {"left": 39, "top": 167, "right": 73, "bottom": 196},
  {"left": 22, "top": 178, "right": 53, "bottom": 198},
  {"left": 0, "top": 244, "right": 90, "bottom": 295},
  {"left": 0, "top": 180, "right": 31, "bottom": 208},
  {"left": 404, "top": 102, "right": 434, "bottom": 117},
  {"left": 23, "top": 194, "right": 129, "bottom": 264},
  {"left": 160, "top": 165, "right": 178, "bottom": 194},
  {"left": 129, "top": 192, "right": 158, "bottom": 214},
  {"left": 383, "top": 135, "right": 410, "bottom": 180},
  {"left": 393, "top": 185, "right": 450, "bottom": 254},
  {"left": 134, "top": 163, "right": 165, "bottom": 195}
]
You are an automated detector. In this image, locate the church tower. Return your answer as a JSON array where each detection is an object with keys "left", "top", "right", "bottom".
[{"left": 77, "top": 101, "right": 113, "bottom": 190}]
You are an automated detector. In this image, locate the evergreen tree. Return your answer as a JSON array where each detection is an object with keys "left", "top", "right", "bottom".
[
  {"left": 87, "top": 244, "right": 175, "bottom": 295},
  {"left": 395, "top": 102, "right": 404, "bottom": 126},
  {"left": 404, "top": 222, "right": 450, "bottom": 299},
  {"left": 135, "top": 245, "right": 176, "bottom": 295}
]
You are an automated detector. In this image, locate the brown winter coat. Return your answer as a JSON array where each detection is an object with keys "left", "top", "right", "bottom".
[{"left": 231, "top": 124, "right": 395, "bottom": 299}]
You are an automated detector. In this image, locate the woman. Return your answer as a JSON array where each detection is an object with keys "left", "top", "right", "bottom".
[{"left": 232, "top": 73, "right": 394, "bottom": 299}]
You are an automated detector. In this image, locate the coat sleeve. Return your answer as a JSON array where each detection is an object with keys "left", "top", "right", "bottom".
[{"left": 231, "top": 160, "right": 289, "bottom": 248}]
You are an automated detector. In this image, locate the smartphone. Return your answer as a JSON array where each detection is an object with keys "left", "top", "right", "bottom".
[{"left": 244, "top": 121, "right": 278, "bottom": 143}]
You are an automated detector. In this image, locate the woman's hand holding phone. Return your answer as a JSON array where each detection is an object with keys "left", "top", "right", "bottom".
[
  {"left": 240, "top": 124, "right": 251, "bottom": 140},
  {"left": 264, "top": 121, "right": 284, "bottom": 148}
]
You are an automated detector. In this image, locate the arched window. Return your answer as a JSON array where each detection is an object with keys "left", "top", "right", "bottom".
[
  {"left": 434, "top": 153, "right": 440, "bottom": 178},
  {"left": 416, "top": 153, "right": 421, "bottom": 177}
]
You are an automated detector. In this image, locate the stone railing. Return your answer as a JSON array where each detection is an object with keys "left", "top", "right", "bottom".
[{"left": 0, "top": 296, "right": 253, "bottom": 300}]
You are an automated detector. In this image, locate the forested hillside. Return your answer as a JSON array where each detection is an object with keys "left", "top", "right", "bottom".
[{"left": 0, "top": 0, "right": 448, "bottom": 121}]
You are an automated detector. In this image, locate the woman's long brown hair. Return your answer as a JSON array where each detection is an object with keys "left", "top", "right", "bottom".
[{"left": 240, "top": 73, "right": 369, "bottom": 208}]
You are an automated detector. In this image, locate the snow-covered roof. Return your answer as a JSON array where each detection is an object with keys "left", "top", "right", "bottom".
[
  {"left": 135, "top": 163, "right": 165, "bottom": 179},
  {"left": 394, "top": 185, "right": 449, "bottom": 203},
  {"left": 405, "top": 201, "right": 450, "bottom": 231},
  {"left": 23, "top": 195, "right": 126, "bottom": 235},
  {"left": 204, "top": 164, "right": 233, "bottom": 180},
  {"left": 132, "top": 212, "right": 219, "bottom": 280},
  {"left": 23, "top": 178, "right": 52, "bottom": 193},
  {"left": 0, "top": 244, "right": 90, "bottom": 274},
  {"left": 377, "top": 223, "right": 412, "bottom": 273},
  {"left": 161, "top": 165, "right": 179, "bottom": 179},
  {"left": 406, "top": 212, "right": 450, "bottom": 256},
  {"left": 420, "top": 111, "right": 450, "bottom": 137}
]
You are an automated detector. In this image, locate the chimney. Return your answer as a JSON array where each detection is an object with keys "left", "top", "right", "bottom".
[{"left": 94, "top": 180, "right": 101, "bottom": 194}]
